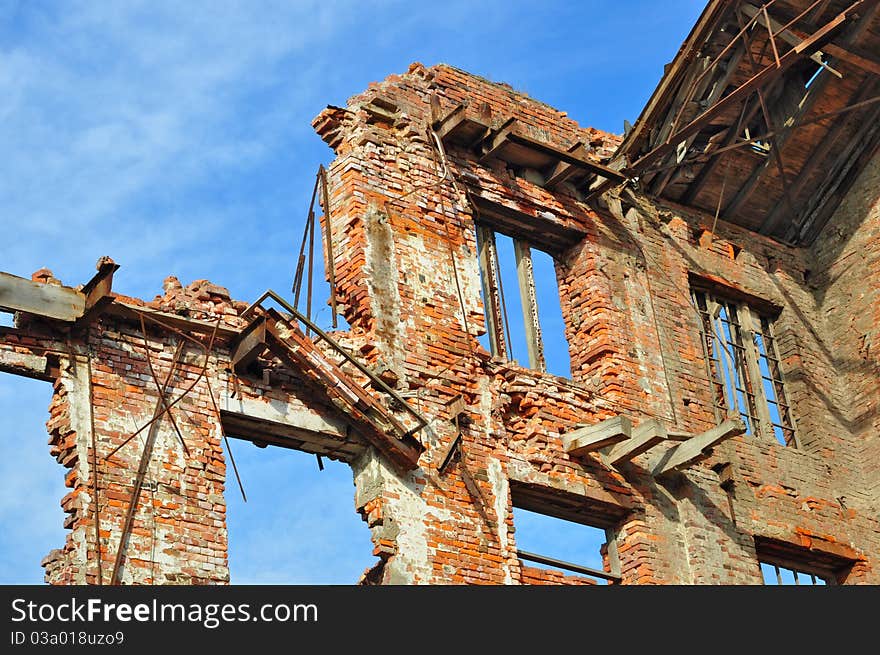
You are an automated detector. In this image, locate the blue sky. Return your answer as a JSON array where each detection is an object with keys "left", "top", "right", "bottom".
[{"left": 0, "top": 0, "right": 705, "bottom": 584}]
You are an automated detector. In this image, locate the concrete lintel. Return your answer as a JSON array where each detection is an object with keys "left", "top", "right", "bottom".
[{"left": 0, "top": 349, "right": 50, "bottom": 381}]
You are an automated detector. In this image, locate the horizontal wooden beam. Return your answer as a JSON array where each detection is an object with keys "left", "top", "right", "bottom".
[
  {"left": 602, "top": 418, "right": 668, "bottom": 466},
  {"left": 478, "top": 117, "right": 517, "bottom": 163},
  {"left": 653, "top": 418, "right": 745, "bottom": 476},
  {"left": 506, "top": 133, "right": 626, "bottom": 182},
  {"left": 231, "top": 316, "right": 268, "bottom": 372},
  {"left": 0, "top": 272, "right": 85, "bottom": 322},
  {"left": 564, "top": 415, "right": 632, "bottom": 457}
]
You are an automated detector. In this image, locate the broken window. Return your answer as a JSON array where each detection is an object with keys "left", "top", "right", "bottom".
[
  {"left": 512, "top": 506, "right": 618, "bottom": 585},
  {"left": 509, "top": 481, "right": 622, "bottom": 584},
  {"left": 760, "top": 562, "right": 828, "bottom": 585},
  {"left": 475, "top": 226, "right": 571, "bottom": 377},
  {"left": 691, "top": 285, "right": 799, "bottom": 447},
  {"left": 755, "top": 536, "right": 853, "bottom": 585}
]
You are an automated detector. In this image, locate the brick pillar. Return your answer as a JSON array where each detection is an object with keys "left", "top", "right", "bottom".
[{"left": 42, "top": 322, "right": 229, "bottom": 585}]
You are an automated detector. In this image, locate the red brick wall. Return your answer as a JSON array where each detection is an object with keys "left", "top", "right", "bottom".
[{"left": 5, "top": 62, "right": 876, "bottom": 585}]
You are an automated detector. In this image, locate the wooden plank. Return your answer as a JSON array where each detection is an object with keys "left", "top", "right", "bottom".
[
  {"left": 543, "top": 143, "right": 590, "bottom": 188},
  {"left": 513, "top": 240, "right": 545, "bottom": 372},
  {"left": 602, "top": 418, "right": 668, "bottom": 466},
  {"left": 563, "top": 415, "right": 632, "bottom": 456},
  {"left": 476, "top": 226, "right": 507, "bottom": 358},
  {"left": 0, "top": 272, "right": 85, "bottom": 322},
  {"left": 738, "top": 305, "right": 774, "bottom": 441},
  {"left": 506, "top": 133, "right": 625, "bottom": 182},
  {"left": 741, "top": 3, "right": 843, "bottom": 77},
  {"left": 432, "top": 104, "right": 468, "bottom": 141},
  {"left": 231, "top": 317, "right": 268, "bottom": 372},
  {"left": 617, "top": 0, "right": 733, "bottom": 158},
  {"left": 628, "top": 1, "right": 865, "bottom": 176},
  {"left": 478, "top": 117, "right": 517, "bottom": 163},
  {"left": 469, "top": 195, "right": 586, "bottom": 253},
  {"left": 653, "top": 418, "right": 746, "bottom": 476}
]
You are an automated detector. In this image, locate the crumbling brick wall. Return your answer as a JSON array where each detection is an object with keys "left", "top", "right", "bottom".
[
  {"left": 3, "top": 62, "right": 877, "bottom": 585},
  {"left": 309, "top": 63, "right": 879, "bottom": 584}
]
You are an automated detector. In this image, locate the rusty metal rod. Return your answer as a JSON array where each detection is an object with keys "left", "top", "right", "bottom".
[
  {"left": 109, "top": 339, "right": 185, "bottom": 585},
  {"left": 106, "top": 317, "right": 222, "bottom": 460},
  {"left": 241, "top": 290, "right": 430, "bottom": 431},
  {"left": 204, "top": 373, "right": 247, "bottom": 502},
  {"left": 319, "top": 165, "right": 339, "bottom": 329},
  {"left": 139, "top": 314, "right": 190, "bottom": 457}
]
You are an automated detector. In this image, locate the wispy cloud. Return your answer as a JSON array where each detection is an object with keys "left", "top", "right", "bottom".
[{"left": 0, "top": 0, "right": 358, "bottom": 293}]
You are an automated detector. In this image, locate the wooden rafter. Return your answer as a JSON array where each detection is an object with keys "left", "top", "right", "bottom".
[{"left": 628, "top": 0, "right": 869, "bottom": 178}]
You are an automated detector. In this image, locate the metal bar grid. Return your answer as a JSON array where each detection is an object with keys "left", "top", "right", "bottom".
[{"left": 692, "top": 289, "right": 797, "bottom": 446}]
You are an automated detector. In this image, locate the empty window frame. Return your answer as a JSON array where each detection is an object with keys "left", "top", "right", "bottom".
[
  {"left": 691, "top": 287, "right": 799, "bottom": 447},
  {"left": 760, "top": 562, "right": 828, "bottom": 585},
  {"left": 475, "top": 225, "right": 571, "bottom": 377},
  {"left": 512, "top": 506, "right": 619, "bottom": 585}
]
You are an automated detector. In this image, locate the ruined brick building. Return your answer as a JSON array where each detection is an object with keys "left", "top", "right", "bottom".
[{"left": 1, "top": 0, "right": 878, "bottom": 585}]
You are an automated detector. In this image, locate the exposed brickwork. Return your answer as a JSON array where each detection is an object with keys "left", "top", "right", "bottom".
[{"left": 1, "top": 62, "right": 877, "bottom": 585}]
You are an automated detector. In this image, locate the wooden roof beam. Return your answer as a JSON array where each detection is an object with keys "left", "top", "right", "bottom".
[{"left": 628, "top": 0, "right": 868, "bottom": 177}]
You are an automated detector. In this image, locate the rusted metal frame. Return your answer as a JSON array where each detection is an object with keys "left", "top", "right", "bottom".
[
  {"left": 85, "top": 340, "right": 103, "bottom": 585},
  {"left": 475, "top": 225, "right": 508, "bottom": 358},
  {"left": 318, "top": 165, "right": 338, "bottom": 329},
  {"left": 109, "top": 339, "right": 185, "bottom": 585},
  {"left": 262, "top": 319, "right": 422, "bottom": 470},
  {"left": 628, "top": 1, "right": 864, "bottom": 176},
  {"left": 793, "top": 101, "right": 880, "bottom": 242},
  {"left": 518, "top": 550, "right": 621, "bottom": 582},
  {"left": 241, "top": 289, "right": 430, "bottom": 432},
  {"left": 306, "top": 182, "right": 315, "bottom": 337},
  {"left": 692, "top": 294, "right": 725, "bottom": 424},
  {"left": 203, "top": 373, "right": 247, "bottom": 502},
  {"left": 265, "top": 311, "right": 411, "bottom": 435},
  {"left": 512, "top": 239, "right": 546, "bottom": 372},
  {"left": 762, "top": 318, "right": 802, "bottom": 449},
  {"left": 293, "top": 169, "right": 321, "bottom": 307},
  {"left": 138, "top": 314, "right": 190, "bottom": 457},
  {"left": 106, "top": 317, "right": 222, "bottom": 460}
]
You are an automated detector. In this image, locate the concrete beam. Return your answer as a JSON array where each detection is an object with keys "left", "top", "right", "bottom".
[{"left": 0, "top": 349, "right": 50, "bottom": 381}]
